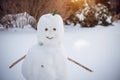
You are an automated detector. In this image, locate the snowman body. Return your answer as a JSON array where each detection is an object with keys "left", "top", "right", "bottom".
[
  {"left": 22, "top": 44, "right": 67, "bottom": 80},
  {"left": 22, "top": 14, "right": 67, "bottom": 80}
]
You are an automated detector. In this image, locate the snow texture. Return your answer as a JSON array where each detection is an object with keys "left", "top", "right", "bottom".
[
  {"left": 76, "top": 3, "right": 112, "bottom": 27},
  {"left": 0, "top": 19, "right": 120, "bottom": 80},
  {"left": 22, "top": 14, "right": 67, "bottom": 80},
  {"left": 95, "top": 3, "right": 112, "bottom": 25},
  {"left": 76, "top": 3, "right": 89, "bottom": 22},
  {"left": 76, "top": 13, "right": 85, "bottom": 21},
  {"left": 0, "top": 12, "right": 36, "bottom": 29},
  {"left": 106, "top": 16, "right": 112, "bottom": 23}
]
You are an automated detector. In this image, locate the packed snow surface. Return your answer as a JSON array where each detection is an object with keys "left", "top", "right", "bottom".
[{"left": 0, "top": 21, "right": 120, "bottom": 80}]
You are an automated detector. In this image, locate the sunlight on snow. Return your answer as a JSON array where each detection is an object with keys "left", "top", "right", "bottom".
[{"left": 73, "top": 39, "right": 90, "bottom": 49}]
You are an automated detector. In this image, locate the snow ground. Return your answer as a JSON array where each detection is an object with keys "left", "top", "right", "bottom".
[{"left": 0, "top": 21, "right": 120, "bottom": 80}]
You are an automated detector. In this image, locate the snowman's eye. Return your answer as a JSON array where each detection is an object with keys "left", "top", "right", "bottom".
[
  {"left": 53, "top": 28, "right": 56, "bottom": 31},
  {"left": 45, "top": 28, "right": 48, "bottom": 31}
]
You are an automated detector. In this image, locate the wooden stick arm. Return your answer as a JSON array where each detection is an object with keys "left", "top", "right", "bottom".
[
  {"left": 68, "top": 58, "right": 93, "bottom": 72},
  {"left": 9, "top": 55, "right": 93, "bottom": 72},
  {"left": 9, "top": 55, "right": 26, "bottom": 69}
]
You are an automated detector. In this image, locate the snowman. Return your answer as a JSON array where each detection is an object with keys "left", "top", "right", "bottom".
[
  {"left": 9, "top": 13, "right": 93, "bottom": 80},
  {"left": 22, "top": 13, "right": 67, "bottom": 80}
]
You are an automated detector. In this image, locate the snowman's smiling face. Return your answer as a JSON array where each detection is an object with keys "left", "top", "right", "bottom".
[
  {"left": 45, "top": 27, "right": 56, "bottom": 40},
  {"left": 37, "top": 14, "right": 64, "bottom": 46}
]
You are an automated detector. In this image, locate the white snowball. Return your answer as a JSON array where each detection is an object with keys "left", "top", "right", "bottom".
[{"left": 37, "top": 14, "right": 64, "bottom": 46}]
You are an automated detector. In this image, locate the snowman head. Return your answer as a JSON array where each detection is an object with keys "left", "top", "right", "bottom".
[{"left": 37, "top": 14, "right": 64, "bottom": 46}]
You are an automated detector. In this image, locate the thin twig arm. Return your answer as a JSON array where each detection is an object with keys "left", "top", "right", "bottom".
[
  {"left": 9, "top": 55, "right": 27, "bottom": 69},
  {"left": 68, "top": 57, "right": 93, "bottom": 72}
]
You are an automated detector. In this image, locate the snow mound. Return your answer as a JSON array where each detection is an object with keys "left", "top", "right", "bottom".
[{"left": 0, "top": 12, "right": 36, "bottom": 29}]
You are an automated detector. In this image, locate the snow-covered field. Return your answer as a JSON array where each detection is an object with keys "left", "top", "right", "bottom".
[{"left": 0, "top": 21, "right": 120, "bottom": 80}]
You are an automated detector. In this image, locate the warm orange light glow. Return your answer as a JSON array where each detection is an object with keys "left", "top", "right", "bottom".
[
  {"left": 71, "top": 0, "right": 78, "bottom": 3},
  {"left": 71, "top": 0, "right": 95, "bottom": 6}
]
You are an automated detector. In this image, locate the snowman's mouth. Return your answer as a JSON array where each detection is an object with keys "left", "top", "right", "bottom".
[{"left": 46, "top": 36, "right": 53, "bottom": 39}]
